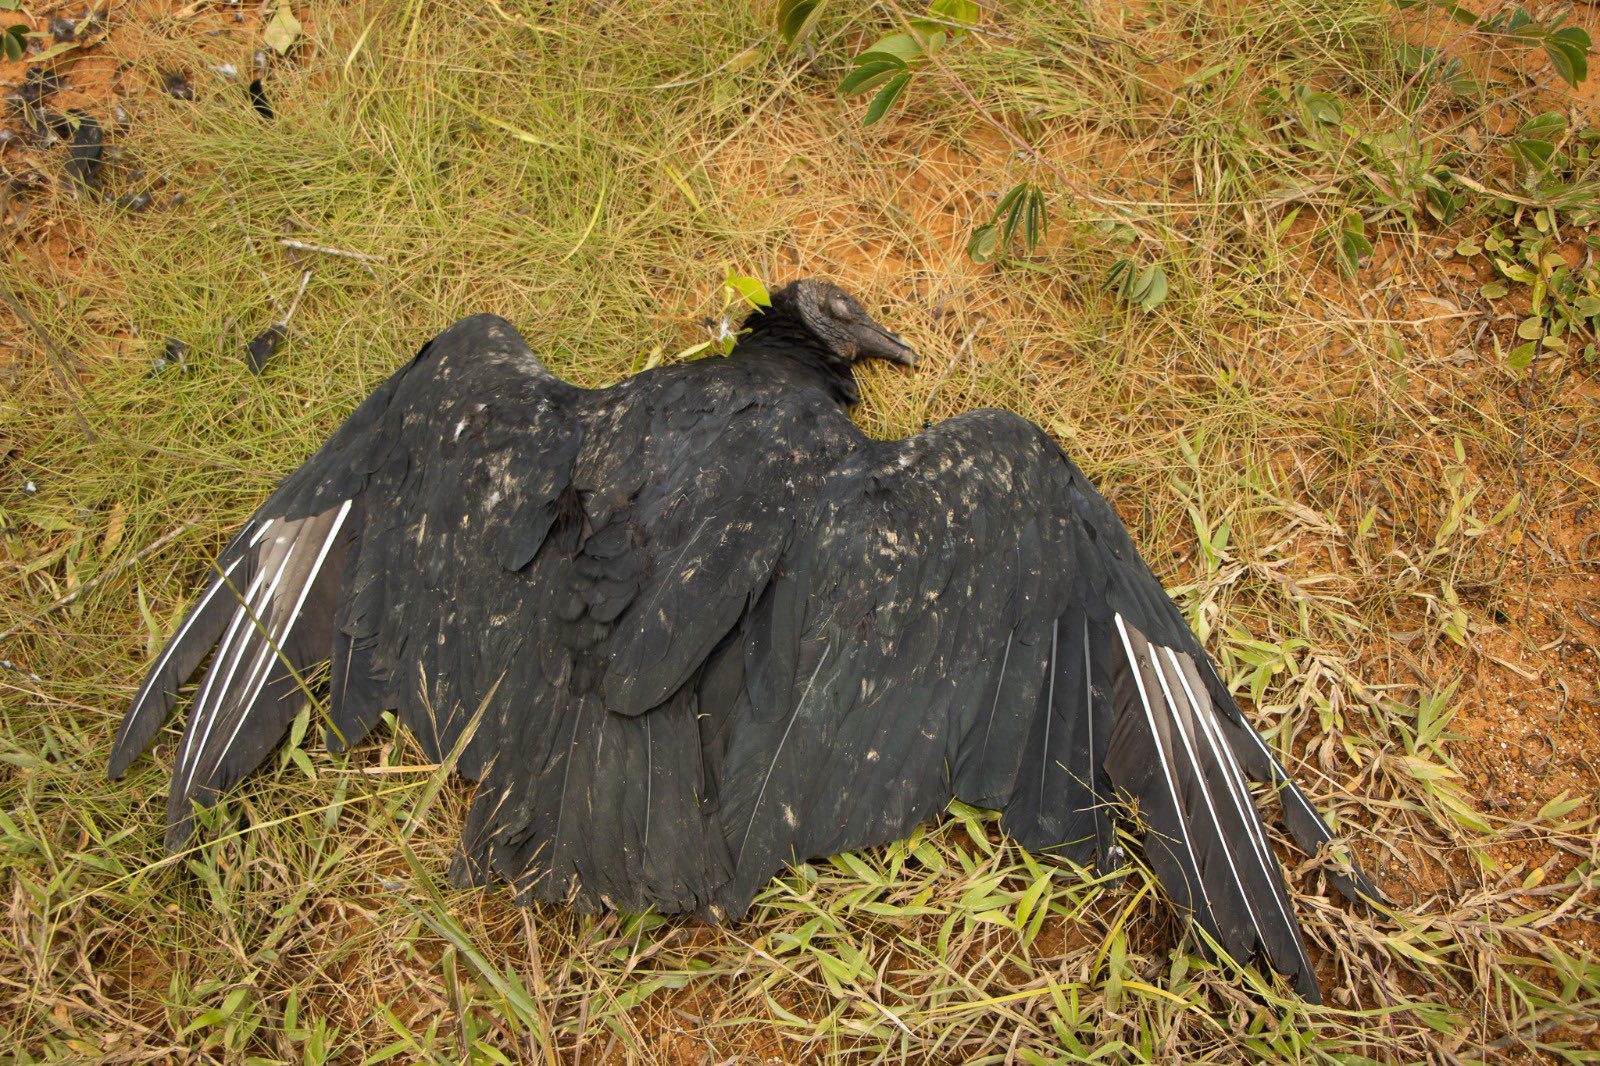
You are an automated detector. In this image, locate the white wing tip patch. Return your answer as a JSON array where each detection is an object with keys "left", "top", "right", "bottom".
[
  {"left": 172, "top": 501, "right": 353, "bottom": 804},
  {"left": 1109, "top": 612, "right": 1315, "bottom": 985}
]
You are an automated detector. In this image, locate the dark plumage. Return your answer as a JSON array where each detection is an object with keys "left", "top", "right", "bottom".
[{"left": 110, "top": 279, "right": 1378, "bottom": 1001}]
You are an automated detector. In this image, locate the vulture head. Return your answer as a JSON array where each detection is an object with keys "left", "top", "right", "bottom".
[{"left": 761, "top": 279, "right": 919, "bottom": 368}]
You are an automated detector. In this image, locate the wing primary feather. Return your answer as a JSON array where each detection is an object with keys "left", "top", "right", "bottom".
[
  {"left": 1168, "top": 649, "right": 1315, "bottom": 974},
  {"left": 175, "top": 547, "right": 287, "bottom": 795},
  {"left": 643, "top": 715, "right": 653, "bottom": 850},
  {"left": 734, "top": 644, "right": 828, "bottom": 869},
  {"left": 213, "top": 509, "right": 346, "bottom": 724},
  {"left": 1147, "top": 646, "right": 1272, "bottom": 955},
  {"left": 169, "top": 563, "right": 265, "bottom": 775},
  {"left": 977, "top": 632, "right": 1013, "bottom": 765},
  {"left": 202, "top": 500, "right": 353, "bottom": 785},
  {"left": 114, "top": 553, "right": 246, "bottom": 752},
  {"left": 1169, "top": 651, "right": 1274, "bottom": 859},
  {"left": 1112, "top": 613, "right": 1215, "bottom": 921},
  {"left": 181, "top": 535, "right": 302, "bottom": 797},
  {"left": 1039, "top": 619, "right": 1057, "bottom": 815}
]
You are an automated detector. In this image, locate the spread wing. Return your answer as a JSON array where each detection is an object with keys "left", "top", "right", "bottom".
[
  {"left": 110, "top": 323, "right": 1374, "bottom": 1003},
  {"left": 703, "top": 410, "right": 1378, "bottom": 1003},
  {"left": 108, "top": 314, "right": 583, "bottom": 848}
]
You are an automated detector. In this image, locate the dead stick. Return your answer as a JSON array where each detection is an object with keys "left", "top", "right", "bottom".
[{"left": 279, "top": 239, "right": 386, "bottom": 264}]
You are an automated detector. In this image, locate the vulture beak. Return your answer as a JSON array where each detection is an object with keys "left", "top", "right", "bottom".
[{"left": 859, "top": 322, "right": 919, "bottom": 367}]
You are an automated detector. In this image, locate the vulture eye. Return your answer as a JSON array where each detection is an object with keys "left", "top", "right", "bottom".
[{"left": 827, "top": 296, "right": 853, "bottom": 319}]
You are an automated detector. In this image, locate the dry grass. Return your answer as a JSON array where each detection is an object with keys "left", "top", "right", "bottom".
[{"left": 2, "top": 0, "right": 1599, "bottom": 1061}]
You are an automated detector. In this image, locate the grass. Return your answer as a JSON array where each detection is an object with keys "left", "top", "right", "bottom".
[{"left": 3, "top": 0, "right": 1599, "bottom": 1060}]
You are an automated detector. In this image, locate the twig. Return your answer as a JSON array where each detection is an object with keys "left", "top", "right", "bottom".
[
  {"left": 282, "top": 268, "right": 313, "bottom": 325},
  {"left": 279, "top": 238, "right": 388, "bottom": 265},
  {"left": 0, "top": 521, "right": 201, "bottom": 646}
]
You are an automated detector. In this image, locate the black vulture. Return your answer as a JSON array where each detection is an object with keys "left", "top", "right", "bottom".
[{"left": 109, "top": 279, "right": 1377, "bottom": 1001}]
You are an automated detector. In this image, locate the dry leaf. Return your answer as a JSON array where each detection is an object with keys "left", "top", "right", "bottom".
[
  {"left": 102, "top": 501, "right": 126, "bottom": 553},
  {"left": 264, "top": 3, "right": 302, "bottom": 55}
]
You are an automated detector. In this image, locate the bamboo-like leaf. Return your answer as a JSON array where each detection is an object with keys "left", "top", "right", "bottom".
[
  {"left": 864, "top": 72, "right": 911, "bottom": 125},
  {"left": 1002, "top": 189, "right": 1027, "bottom": 243},
  {"left": 1025, "top": 187, "right": 1048, "bottom": 248},
  {"left": 857, "top": 32, "right": 923, "bottom": 67},
  {"left": 776, "top": 0, "right": 826, "bottom": 45},
  {"left": 840, "top": 59, "right": 903, "bottom": 96}
]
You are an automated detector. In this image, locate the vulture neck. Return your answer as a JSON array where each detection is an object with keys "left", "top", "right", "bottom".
[{"left": 730, "top": 309, "right": 860, "bottom": 406}]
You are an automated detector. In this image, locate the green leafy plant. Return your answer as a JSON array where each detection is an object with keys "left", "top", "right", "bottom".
[
  {"left": 1540, "top": 24, "right": 1590, "bottom": 86},
  {"left": 1107, "top": 259, "right": 1169, "bottom": 311},
  {"left": 776, "top": 0, "right": 828, "bottom": 45},
  {"left": 723, "top": 272, "right": 771, "bottom": 314},
  {"left": 1332, "top": 209, "right": 1373, "bottom": 274},
  {"left": 709, "top": 273, "right": 772, "bottom": 354},
  {"left": 967, "top": 182, "right": 1048, "bottom": 264},
  {"left": 3, "top": 23, "right": 27, "bottom": 61},
  {"left": 1395, "top": 42, "right": 1481, "bottom": 96},
  {"left": 1292, "top": 84, "right": 1344, "bottom": 127},
  {"left": 1394, "top": 0, "right": 1591, "bottom": 87},
  {"left": 1508, "top": 111, "right": 1567, "bottom": 173},
  {"left": 661, "top": 272, "right": 772, "bottom": 365},
  {"left": 1462, "top": 213, "right": 1600, "bottom": 366},
  {"left": 1483, "top": 7, "right": 1590, "bottom": 86},
  {"left": 835, "top": 0, "right": 978, "bottom": 126}
]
